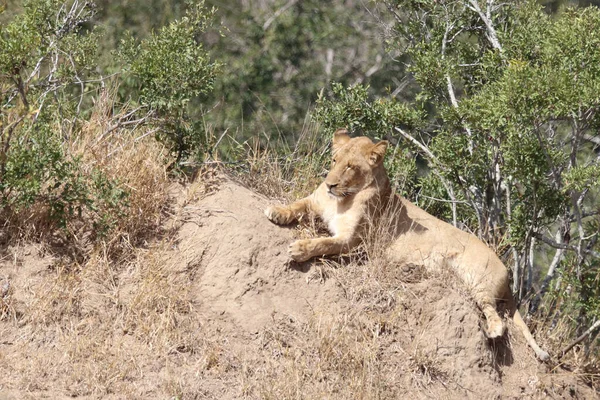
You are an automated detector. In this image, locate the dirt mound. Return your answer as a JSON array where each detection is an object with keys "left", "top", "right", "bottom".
[
  {"left": 179, "top": 180, "right": 345, "bottom": 332},
  {"left": 0, "top": 177, "right": 595, "bottom": 399}
]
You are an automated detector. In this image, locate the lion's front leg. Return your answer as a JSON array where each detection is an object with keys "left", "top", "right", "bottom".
[
  {"left": 288, "top": 236, "right": 360, "bottom": 262},
  {"left": 265, "top": 197, "right": 312, "bottom": 225}
]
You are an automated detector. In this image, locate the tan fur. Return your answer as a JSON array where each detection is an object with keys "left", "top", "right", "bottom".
[{"left": 265, "top": 129, "right": 550, "bottom": 361}]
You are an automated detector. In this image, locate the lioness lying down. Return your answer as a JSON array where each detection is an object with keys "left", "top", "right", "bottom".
[{"left": 265, "top": 128, "right": 550, "bottom": 361}]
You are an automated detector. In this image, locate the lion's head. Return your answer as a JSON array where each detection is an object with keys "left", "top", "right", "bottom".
[{"left": 324, "top": 129, "right": 389, "bottom": 201}]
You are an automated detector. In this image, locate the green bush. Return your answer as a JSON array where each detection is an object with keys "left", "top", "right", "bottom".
[
  {"left": 118, "top": 0, "right": 220, "bottom": 160},
  {"left": 0, "top": 0, "right": 101, "bottom": 230},
  {"left": 0, "top": 0, "right": 217, "bottom": 244}
]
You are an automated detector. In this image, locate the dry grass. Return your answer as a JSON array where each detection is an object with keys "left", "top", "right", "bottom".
[
  {"left": 24, "top": 262, "right": 83, "bottom": 327},
  {"left": 0, "top": 277, "right": 14, "bottom": 321},
  {"left": 120, "top": 242, "right": 197, "bottom": 353},
  {"left": 1, "top": 123, "right": 597, "bottom": 399},
  {"left": 243, "top": 312, "right": 396, "bottom": 400},
  {"left": 183, "top": 166, "right": 223, "bottom": 205},
  {"left": 70, "top": 88, "right": 172, "bottom": 253},
  {"left": 1, "top": 86, "right": 172, "bottom": 262},
  {"left": 232, "top": 120, "right": 328, "bottom": 202},
  {"left": 1, "top": 237, "right": 207, "bottom": 398},
  {"left": 535, "top": 308, "right": 600, "bottom": 385},
  {"left": 408, "top": 343, "right": 448, "bottom": 389}
]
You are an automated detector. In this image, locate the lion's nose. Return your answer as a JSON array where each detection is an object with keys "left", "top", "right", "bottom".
[{"left": 326, "top": 183, "right": 338, "bottom": 190}]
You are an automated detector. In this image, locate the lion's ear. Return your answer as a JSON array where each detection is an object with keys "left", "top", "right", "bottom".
[
  {"left": 368, "top": 140, "right": 388, "bottom": 166},
  {"left": 332, "top": 128, "right": 351, "bottom": 151}
]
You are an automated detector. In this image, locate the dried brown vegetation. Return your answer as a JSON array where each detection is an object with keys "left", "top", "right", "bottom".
[
  {"left": 2, "top": 88, "right": 171, "bottom": 261},
  {"left": 0, "top": 125, "right": 598, "bottom": 399}
]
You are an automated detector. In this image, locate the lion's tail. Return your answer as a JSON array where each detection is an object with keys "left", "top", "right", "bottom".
[{"left": 506, "top": 295, "right": 550, "bottom": 361}]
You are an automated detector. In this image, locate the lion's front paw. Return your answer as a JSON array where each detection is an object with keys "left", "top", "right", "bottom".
[
  {"left": 288, "top": 239, "right": 312, "bottom": 262},
  {"left": 485, "top": 316, "right": 506, "bottom": 339},
  {"left": 264, "top": 205, "right": 295, "bottom": 225}
]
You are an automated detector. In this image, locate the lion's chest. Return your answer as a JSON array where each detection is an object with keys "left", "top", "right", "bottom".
[
  {"left": 325, "top": 213, "right": 342, "bottom": 236},
  {"left": 321, "top": 206, "right": 358, "bottom": 237},
  {"left": 319, "top": 205, "right": 336, "bottom": 233},
  {"left": 313, "top": 184, "right": 362, "bottom": 237}
]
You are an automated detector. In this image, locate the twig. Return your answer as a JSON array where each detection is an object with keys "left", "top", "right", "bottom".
[
  {"left": 134, "top": 128, "right": 161, "bottom": 142},
  {"left": 263, "top": 0, "right": 298, "bottom": 30},
  {"left": 393, "top": 127, "right": 439, "bottom": 164},
  {"left": 466, "top": 0, "right": 503, "bottom": 52},
  {"left": 417, "top": 194, "right": 468, "bottom": 205},
  {"left": 571, "top": 188, "right": 589, "bottom": 277},
  {"left": 534, "top": 232, "right": 600, "bottom": 258},
  {"left": 526, "top": 236, "right": 535, "bottom": 292},
  {"left": 325, "top": 48, "right": 334, "bottom": 78},
  {"left": 394, "top": 127, "right": 460, "bottom": 226},
  {"left": 440, "top": 9, "right": 473, "bottom": 154},
  {"left": 583, "top": 133, "right": 600, "bottom": 148},
  {"left": 212, "top": 128, "right": 229, "bottom": 152},
  {"left": 531, "top": 224, "right": 566, "bottom": 312},
  {"left": 558, "top": 319, "right": 600, "bottom": 359},
  {"left": 506, "top": 180, "right": 520, "bottom": 294}
]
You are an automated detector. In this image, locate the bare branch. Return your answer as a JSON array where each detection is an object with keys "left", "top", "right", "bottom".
[
  {"left": 390, "top": 76, "right": 411, "bottom": 98},
  {"left": 546, "top": 228, "right": 566, "bottom": 280},
  {"left": 526, "top": 236, "right": 535, "bottom": 292},
  {"left": 325, "top": 49, "right": 334, "bottom": 79},
  {"left": 445, "top": 182, "right": 458, "bottom": 227},
  {"left": 134, "top": 128, "right": 161, "bottom": 143},
  {"left": 417, "top": 193, "right": 468, "bottom": 205},
  {"left": 571, "top": 189, "right": 588, "bottom": 277},
  {"left": 394, "top": 127, "right": 439, "bottom": 163},
  {"left": 534, "top": 232, "right": 600, "bottom": 258},
  {"left": 505, "top": 180, "right": 521, "bottom": 294},
  {"left": 583, "top": 133, "right": 600, "bottom": 148},
  {"left": 365, "top": 54, "right": 383, "bottom": 77},
  {"left": 466, "top": 0, "right": 503, "bottom": 52},
  {"left": 263, "top": 0, "right": 298, "bottom": 30},
  {"left": 529, "top": 223, "right": 566, "bottom": 314},
  {"left": 441, "top": 9, "right": 473, "bottom": 154},
  {"left": 393, "top": 127, "right": 459, "bottom": 226},
  {"left": 533, "top": 123, "right": 562, "bottom": 189},
  {"left": 558, "top": 319, "right": 600, "bottom": 360}
]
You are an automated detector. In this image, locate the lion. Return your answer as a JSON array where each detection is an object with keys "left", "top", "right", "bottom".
[{"left": 265, "top": 128, "right": 550, "bottom": 361}]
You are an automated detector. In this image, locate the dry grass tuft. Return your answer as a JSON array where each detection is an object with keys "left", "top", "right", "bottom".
[
  {"left": 0, "top": 278, "right": 14, "bottom": 321},
  {"left": 120, "top": 242, "right": 197, "bottom": 353},
  {"left": 70, "top": 88, "right": 172, "bottom": 253},
  {"left": 408, "top": 345, "right": 448, "bottom": 388},
  {"left": 25, "top": 262, "right": 83, "bottom": 327},
  {"left": 62, "top": 327, "right": 141, "bottom": 397},
  {"left": 233, "top": 121, "right": 329, "bottom": 202},
  {"left": 184, "top": 166, "right": 223, "bottom": 205},
  {"left": 535, "top": 311, "right": 600, "bottom": 383},
  {"left": 245, "top": 312, "right": 395, "bottom": 399},
  {"left": 1, "top": 86, "right": 172, "bottom": 262}
]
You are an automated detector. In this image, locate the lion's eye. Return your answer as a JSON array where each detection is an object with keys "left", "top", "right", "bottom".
[{"left": 345, "top": 165, "right": 352, "bottom": 171}]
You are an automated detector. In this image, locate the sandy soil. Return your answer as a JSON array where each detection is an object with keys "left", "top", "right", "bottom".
[{"left": 0, "top": 177, "right": 596, "bottom": 399}]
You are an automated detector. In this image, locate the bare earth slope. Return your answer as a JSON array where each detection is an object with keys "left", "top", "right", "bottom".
[
  {"left": 0, "top": 177, "right": 595, "bottom": 399},
  {"left": 180, "top": 180, "right": 345, "bottom": 333}
]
